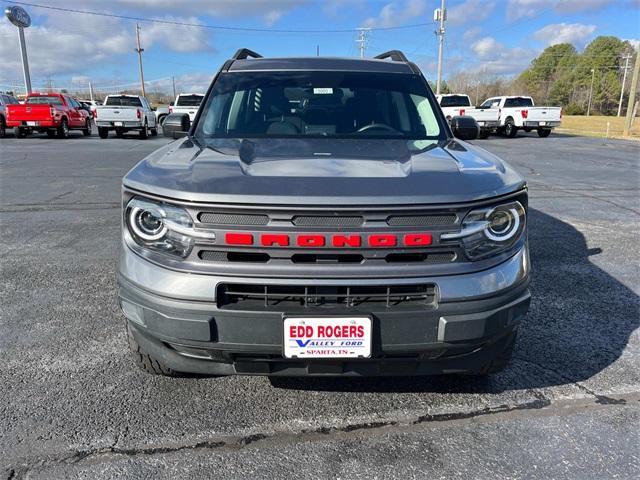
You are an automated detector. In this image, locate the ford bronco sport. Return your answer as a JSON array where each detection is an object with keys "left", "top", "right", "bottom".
[{"left": 118, "top": 49, "right": 530, "bottom": 376}]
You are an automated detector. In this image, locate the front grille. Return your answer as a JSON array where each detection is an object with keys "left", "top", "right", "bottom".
[
  {"left": 198, "top": 212, "right": 269, "bottom": 225},
  {"left": 387, "top": 214, "right": 457, "bottom": 226},
  {"left": 217, "top": 283, "right": 437, "bottom": 310},
  {"left": 293, "top": 215, "right": 364, "bottom": 227}
]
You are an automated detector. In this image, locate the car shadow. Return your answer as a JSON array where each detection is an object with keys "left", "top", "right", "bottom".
[{"left": 270, "top": 208, "right": 639, "bottom": 393}]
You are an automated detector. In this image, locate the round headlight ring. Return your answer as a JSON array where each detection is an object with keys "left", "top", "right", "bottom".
[
  {"left": 129, "top": 206, "right": 167, "bottom": 241},
  {"left": 485, "top": 207, "right": 520, "bottom": 242}
]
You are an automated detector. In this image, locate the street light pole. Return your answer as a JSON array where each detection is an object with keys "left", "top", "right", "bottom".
[
  {"left": 435, "top": 0, "right": 446, "bottom": 95},
  {"left": 135, "top": 23, "right": 146, "bottom": 97},
  {"left": 623, "top": 49, "right": 640, "bottom": 137},
  {"left": 587, "top": 68, "right": 595, "bottom": 116},
  {"left": 617, "top": 54, "right": 632, "bottom": 117}
]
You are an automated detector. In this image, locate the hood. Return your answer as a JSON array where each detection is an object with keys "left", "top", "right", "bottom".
[{"left": 123, "top": 137, "right": 526, "bottom": 206}]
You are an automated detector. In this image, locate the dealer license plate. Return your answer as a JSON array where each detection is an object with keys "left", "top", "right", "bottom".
[
  {"left": 283, "top": 316, "right": 372, "bottom": 359},
  {"left": 114, "top": 121, "right": 123, "bottom": 127},
  {"left": 26, "top": 121, "right": 38, "bottom": 126}
]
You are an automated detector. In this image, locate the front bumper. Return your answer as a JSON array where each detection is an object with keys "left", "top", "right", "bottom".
[{"left": 118, "top": 245, "right": 531, "bottom": 376}]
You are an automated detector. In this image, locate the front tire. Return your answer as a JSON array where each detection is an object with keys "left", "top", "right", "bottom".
[
  {"left": 537, "top": 128, "right": 551, "bottom": 137},
  {"left": 98, "top": 127, "right": 109, "bottom": 139},
  {"left": 14, "top": 127, "right": 27, "bottom": 138},
  {"left": 126, "top": 322, "right": 177, "bottom": 376},
  {"left": 57, "top": 118, "right": 69, "bottom": 138},
  {"left": 504, "top": 118, "right": 518, "bottom": 138}
]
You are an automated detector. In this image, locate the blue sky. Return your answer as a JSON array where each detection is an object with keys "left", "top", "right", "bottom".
[{"left": 0, "top": 0, "right": 638, "bottom": 95}]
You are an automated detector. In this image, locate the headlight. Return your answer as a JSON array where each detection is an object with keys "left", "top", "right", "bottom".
[
  {"left": 442, "top": 201, "right": 526, "bottom": 260},
  {"left": 125, "top": 197, "right": 214, "bottom": 258}
]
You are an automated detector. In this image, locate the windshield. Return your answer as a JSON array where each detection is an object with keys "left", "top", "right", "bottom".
[
  {"left": 105, "top": 96, "right": 142, "bottom": 107},
  {"left": 176, "top": 94, "right": 204, "bottom": 107},
  {"left": 439, "top": 95, "right": 471, "bottom": 107},
  {"left": 195, "top": 71, "right": 444, "bottom": 141},
  {"left": 26, "top": 96, "right": 63, "bottom": 106}
]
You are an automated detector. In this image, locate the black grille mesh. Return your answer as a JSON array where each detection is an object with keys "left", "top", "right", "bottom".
[
  {"left": 198, "top": 212, "right": 269, "bottom": 225},
  {"left": 293, "top": 216, "right": 364, "bottom": 227},
  {"left": 386, "top": 214, "right": 457, "bottom": 226}
]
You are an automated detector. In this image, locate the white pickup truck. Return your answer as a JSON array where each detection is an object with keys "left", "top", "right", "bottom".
[
  {"left": 480, "top": 96, "right": 562, "bottom": 138},
  {"left": 169, "top": 93, "right": 204, "bottom": 122},
  {"left": 436, "top": 94, "right": 500, "bottom": 139},
  {"left": 94, "top": 94, "right": 158, "bottom": 139}
]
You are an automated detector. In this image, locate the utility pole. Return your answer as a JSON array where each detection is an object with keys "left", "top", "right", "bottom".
[
  {"left": 587, "top": 68, "right": 595, "bottom": 116},
  {"left": 434, "top": 0, "right": 446, "bottom": 95},
  {"left": 623, "top": 49, "right": 639, "bottom": 137},
  {"left": 356, "top": 28, "right": 370, "bottom": 59},
  {"left": 171, "top": 76, "right": 176, "bottom": 99},
  {"left": 617, "top": 54, "right": 632, "bottom": 117},
  {"left": 135, "top": 23, "right": 146, "bottom": 97},
  {"left": 88, "top": 80, "right": 94, "bottom": 102}
]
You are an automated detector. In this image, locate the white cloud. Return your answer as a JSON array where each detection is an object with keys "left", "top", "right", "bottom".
[
  {"left": 470, "top": 36, "right": 537, "bottom": 74},
  {"left": 0, "top": 13, "right": 210, "bottom": 79},
  {"left": 362, "top": 0, "right": 427, "bottom": 28},
  {"left": 507, "top": 0, "right": 615, "bottom": 21},
  {"left": 114, "top": 0, "right": 307, "bottom": 24},
  {"left": 448, "top": 0, "right": 496, "bottom": 27},
  {"left": 624, "top": 38, "right": 640, "bottom": 50},
  {"left": 534, "top": 23, "right": 597, "bottom": 47}
]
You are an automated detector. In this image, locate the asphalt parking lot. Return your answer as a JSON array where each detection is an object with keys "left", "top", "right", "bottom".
[{"left": 1, "top": 129, "right": 638, "bottom": 479}]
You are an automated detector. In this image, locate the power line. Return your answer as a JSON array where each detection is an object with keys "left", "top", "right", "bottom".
[{"left": 1, "top": 1, "right": 433, "bottom": 34}]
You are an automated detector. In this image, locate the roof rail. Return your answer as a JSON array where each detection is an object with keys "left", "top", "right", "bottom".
[
  {"left": 374, "top": 50, "right": 409, "bottom": 63},
  {"left": 232, "top": 48, "right": 263, "bottom": 60}
]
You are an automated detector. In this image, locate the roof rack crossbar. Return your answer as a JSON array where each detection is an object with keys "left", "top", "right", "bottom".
[
  {"left": 232, "top": 48, "right": 263, "bottom": 60},
  {"left": 374, "top": 50, "right": 409, "bottom": 63}
]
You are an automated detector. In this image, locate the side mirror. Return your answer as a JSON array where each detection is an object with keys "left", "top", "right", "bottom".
[
  {"left": 450, "top": 116, "right": 479, "bottom": 141},
  {"left": 163, "top": 113, "right": 190, "bottom": 139}
]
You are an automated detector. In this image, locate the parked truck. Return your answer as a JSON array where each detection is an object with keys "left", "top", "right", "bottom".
[
  {"left": 481, "top": 96, "right": 562, "bottom": 138},
  {"left": 118, "top": 49, "right": 530, "bottom": 378},
  {"left": 169, "top": 93, "right": 205, "bottom": 122},
  {"left": 5, "top": 92, "right": 91, "bottom": 138},
  {"left": 0, "top": 92, "right": 21, "bottom": 138},
  {"left": 436, "top": 94, "right": 500, "bottom": 138},
  {"left": 94, "top": 94, "right": 158, "bottom": 139}
]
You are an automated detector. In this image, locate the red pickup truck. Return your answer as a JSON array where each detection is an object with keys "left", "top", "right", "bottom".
[{"left": 6, "top": 92, "right": 92, "bottom": 138}]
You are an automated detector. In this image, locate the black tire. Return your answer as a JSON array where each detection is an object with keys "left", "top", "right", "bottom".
[
  {"left": 478, "top": 130, "right": 490, "bottom": 139},
  {"left": 158, "top": 114, "right": 167, "bottom": 126},
  {"left": 46, "top": 130, "right": 56, "bottom": 138},
  {"left": 115, "top": 128, "right": 125, "bottom": 138},
  {"left": 126, "top": 322, "right": 177, "bottom": 376},
  {"left": 537, "top": 128, "right": 551, "bottom": 138},
  {"left": 82, "top": 119, "right": 91, "bottom": 136},
  {"left": 504, "top": 118, "right": 518, "bottom": 138},
  {"left": 472, "top": 330, "right": 517, "bottom": 375},
  {"left": 98, "top": 127, "right": 109, "bottom": 139},
  {"left": 151, "top": 127, "right": 158, "bottom": 137},
  {"left": 57, "top": 118, "right": 69, "bottom": 138},
  {"left": 139, "top": 123, "right": 149, "bottom": 139},
  {"left": 14, "top": 127, "right": 26, "bottom": 138},
  {"left": 0, "top": 116, "right": 6, "bottom": 138}
]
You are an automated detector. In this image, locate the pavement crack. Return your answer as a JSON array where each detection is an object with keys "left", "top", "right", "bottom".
[
  {"left": 513, "top": 357, "right": 627, "bottom": 405},
  {"left": 7, "top": 394, "right": 636, "bottom": 478}
]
